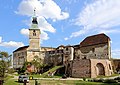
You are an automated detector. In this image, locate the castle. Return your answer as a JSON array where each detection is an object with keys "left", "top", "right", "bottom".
[{"left": 13, "top": 10, "right": 116, "bottom": 78}]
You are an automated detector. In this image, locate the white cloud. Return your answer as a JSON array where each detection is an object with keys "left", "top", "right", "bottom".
[
  {"left": 112, "top": 49, "right": 120, "bottom": 59},
  {"left": 20, "top": 28, "right": 29, "bottom": 36},
  {"left": 64, "top": 37, "right": 68, "bottom": 41},
  {"left": 0, "top": 41, "right": 24, "bottom": 48},
  {"left": 99, "top": 29, "right": 120, "bottom": 34},
  {"left": 70, "top": 29, "right": 86, "bottom": 38},
  {"left": 38, "top": 16, "right": 56, "bottom": 33},
  {"left": 68, "top": 0, "right": 120, "bottom": 39},
  {"left": 40, "top": 31, "right": 49, "bottom": 41},
  {"left": 0, "top": 37, "right": 24, "bottom": 48},
  {"left": 16, "top": 0, "right": 69, "bottom": 21},
  {"left": 17, "top": 0, "right": 68, "bottom": 41}
]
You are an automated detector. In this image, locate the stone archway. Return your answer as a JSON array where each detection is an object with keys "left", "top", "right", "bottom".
[{"left": 96, "top": 63, "right": 105, "bottom": 76}]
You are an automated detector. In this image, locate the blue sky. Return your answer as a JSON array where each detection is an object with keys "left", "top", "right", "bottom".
[{"left": 0, "top": 0, "right": 120, "bottom": 58}]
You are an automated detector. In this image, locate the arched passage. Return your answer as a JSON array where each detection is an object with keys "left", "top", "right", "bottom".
[{"left": 96, "top": 63, "right": 105, "bottom": 76}]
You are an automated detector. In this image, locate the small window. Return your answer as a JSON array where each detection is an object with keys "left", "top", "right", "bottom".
[
  {"left": 92, "top": 48, "right": 95, "bottom": 52},
  {"left": 95, "top": 54, "right": 96, "bottom": 56},
  {"left": 57, "top": 50, "right": 59, "bottom": 53},
  {"left": 84, "top": 56, "right": 86, "bottom": 59},
  {"left": 109, "top": 64, "right": 111, "bottom": 70},
  {"left": 33, "top": 30, "right": 36, "bottom": 36},
  {"left": 77, "top": 56, "right": 80, "bottom": 59},
  {"left": 66, "top": 48, "right": 68, "bottom": 50}
]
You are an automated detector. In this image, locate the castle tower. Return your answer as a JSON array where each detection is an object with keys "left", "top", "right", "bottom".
[{"left": 29, "top": 9, "right": 41, "bottom": 51}]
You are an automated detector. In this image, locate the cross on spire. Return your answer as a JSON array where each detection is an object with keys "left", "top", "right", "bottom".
[{"left": 34, "top": 8, "right": 36, "bottom": 16}]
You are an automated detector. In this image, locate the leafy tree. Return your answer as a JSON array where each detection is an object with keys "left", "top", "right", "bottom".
[
  {"left": 0, "top": 51, "right": 12, "bottom": 84},
  {"left": 31, "top": 55, "right": 46, "bottom": 73},
  {"left": 17, "top": 62, "right": 30, "bottom": 74}
]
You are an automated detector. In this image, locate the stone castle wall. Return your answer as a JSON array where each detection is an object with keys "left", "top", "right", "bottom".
[
  {"left": 72, "top": 59, "right": 91, "bottom": 78},
  {"left": 74, "top": 43, "right": 110, "bottom": 60}
]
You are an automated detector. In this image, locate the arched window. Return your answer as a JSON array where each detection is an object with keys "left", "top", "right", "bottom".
[
  {"left": 33, "top": 30, "right": 36, "bottom": 36},
  {"left": 96, "top": 63, "right": 105, "bottom": 76}
]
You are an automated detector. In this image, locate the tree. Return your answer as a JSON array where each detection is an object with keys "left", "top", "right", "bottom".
[
  {"left": 0, "top": 51, "right": 12, "bottom": 67},
  {"left": 31, "top": 55, "right": 46, "bottom": 73},
  {"left": 17, "top": 62, "right": 30, "bottom": 74},
  {"left": 0, "top": 51, "right": 12, "bottom": 84}
]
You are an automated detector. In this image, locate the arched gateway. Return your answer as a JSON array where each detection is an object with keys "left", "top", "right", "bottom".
[{"left": 96, "top": 63, "right": 105, "bottom": 76}]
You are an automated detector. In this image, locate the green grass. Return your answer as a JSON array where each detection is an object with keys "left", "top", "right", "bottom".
[
  {"left": 29, "top": 73, "right": 62, "bottom": 78},
  {"left": 97, "top": 74, "right": 120, "bottom": 78},
  {"left": 4, "top": 79, "right": 120, "bottom": 85},
  {"left": 43, "top": 65, "right": 63, "bottom": 75},
  {"left": 4, "top": 79, "right": 35, "bottom": 85},
  {"left": 4, "top": 75, "right": 14, "bottom": 81},
  {"left": 4, "top": 79, "right": 20, "bottom": 85}
]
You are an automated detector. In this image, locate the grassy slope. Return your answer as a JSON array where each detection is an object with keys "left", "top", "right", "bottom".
[{"left": 42, "top": 65, "right": 63, "bottom": 75}]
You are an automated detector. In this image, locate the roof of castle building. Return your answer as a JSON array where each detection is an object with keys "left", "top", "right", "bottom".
[
  {"left": 13, "top": 46, "right": 56, "bottom": 53},
  {"left": 13, "top": 46, "right": 29, "bottom": 53},
  {"left": 80, "top": 33, "right": 110, "bottom": 47}
]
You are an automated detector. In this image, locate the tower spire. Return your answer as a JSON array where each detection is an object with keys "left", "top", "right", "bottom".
[
  {"left": 34, "top": 8, "right": 36, "bottom": 16},
  {"left": 32, "top": 8, "right": 38, "bottom": 25}
]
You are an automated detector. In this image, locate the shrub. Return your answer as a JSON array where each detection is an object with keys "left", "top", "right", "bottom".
[
  {"left": 93, "top": 79, "right": 101, "bottom": 82},
  {"left": 114, "top": 77, "right": 120, "bottom": 80},
  {"left": 83, "top": 77, "right": 86, "bottom": 81},
  {"left": 7, "top": 68, "right": 15, "bottom": 74},
  {"left": 103, "top": 79, "right": 118, "bottom": 83},
  {"left": 88, "top": 79, "right": 93, "bottom": 82}
]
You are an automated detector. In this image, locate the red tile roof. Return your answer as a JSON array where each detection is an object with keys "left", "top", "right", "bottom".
[{"left": 80, "top": 33, "right": 110, "bottom": 47}]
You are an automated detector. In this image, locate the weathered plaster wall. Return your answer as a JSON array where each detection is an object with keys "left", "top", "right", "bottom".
[
  {"left": 90, "top": 59, "right": 113, "bottom": 78},
  {"left": 74, "top": 43, "right": 110, "bottom": 59}
]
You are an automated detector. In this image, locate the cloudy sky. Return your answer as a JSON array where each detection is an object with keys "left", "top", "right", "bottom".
[{"left": 0, "top": 0, "right": 120, "bottom": 58}]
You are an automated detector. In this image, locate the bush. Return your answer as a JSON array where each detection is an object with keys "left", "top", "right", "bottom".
[
  {"left": 93, "top": 79, "right": 103, "bottom": 82},
  {"left": 88, "top": 79, "right": 93, "bottom": 82},
  {"left": 83, "top": 77, "right": 86, "bottom": 81},
  {"left": 103, "top": 79, "right": 118, "bottom": 83},
  {"left": 114, "top": 77, "right": 120, "bottom": 80}
]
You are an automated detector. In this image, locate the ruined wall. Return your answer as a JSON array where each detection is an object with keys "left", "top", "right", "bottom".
[
  {"left": 74, "top": 43, "right": 110, "bottom": 59},
  {"left": 44, "top": 51, "right": 63, "bottom": 66},
  {"left": 71, "top": 59, "right": 113, "bottom": 78},
  {"left": 112, "top": 59, "right": 120, "bottom": 73},
  {"left": 72, "top": 59, "right": 91, "bottom": 78}
]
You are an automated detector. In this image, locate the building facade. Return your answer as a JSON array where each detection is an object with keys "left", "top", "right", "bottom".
[
  {"left": 13, "top": 11, "right": 114, "bottom": 78},
  {"left": 71, "top": 34, "right": 113, "bottom": 78}
]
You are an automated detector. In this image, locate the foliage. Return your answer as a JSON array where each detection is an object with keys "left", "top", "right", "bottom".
[
  {"left": 0, "top": 61, "right": 6, "bottom": 77},
  {"left": 114, "top": 76, "right": 120, "bottom": 80},
  {"left": 7, "top": 68, "right": 15, "bottom": 74},
  {"left": 103, "top": 79, "right": 118, "bottom": 83},
  {"left": 17, "top": 62, "right": 29, "bottom": 74},
  {"left": 0, "top": 51, "right": 9, "bottom": 58},
  {"left": 31, "top": 55, "right": 46, "bottom": 73},
  {"left": 83, "top": 77, "right": 86, "bottom": 81}
]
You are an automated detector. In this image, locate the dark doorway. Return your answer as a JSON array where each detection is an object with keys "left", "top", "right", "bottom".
[{"left": 96, "top": 63, "right": 105, "bottom": 76}]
